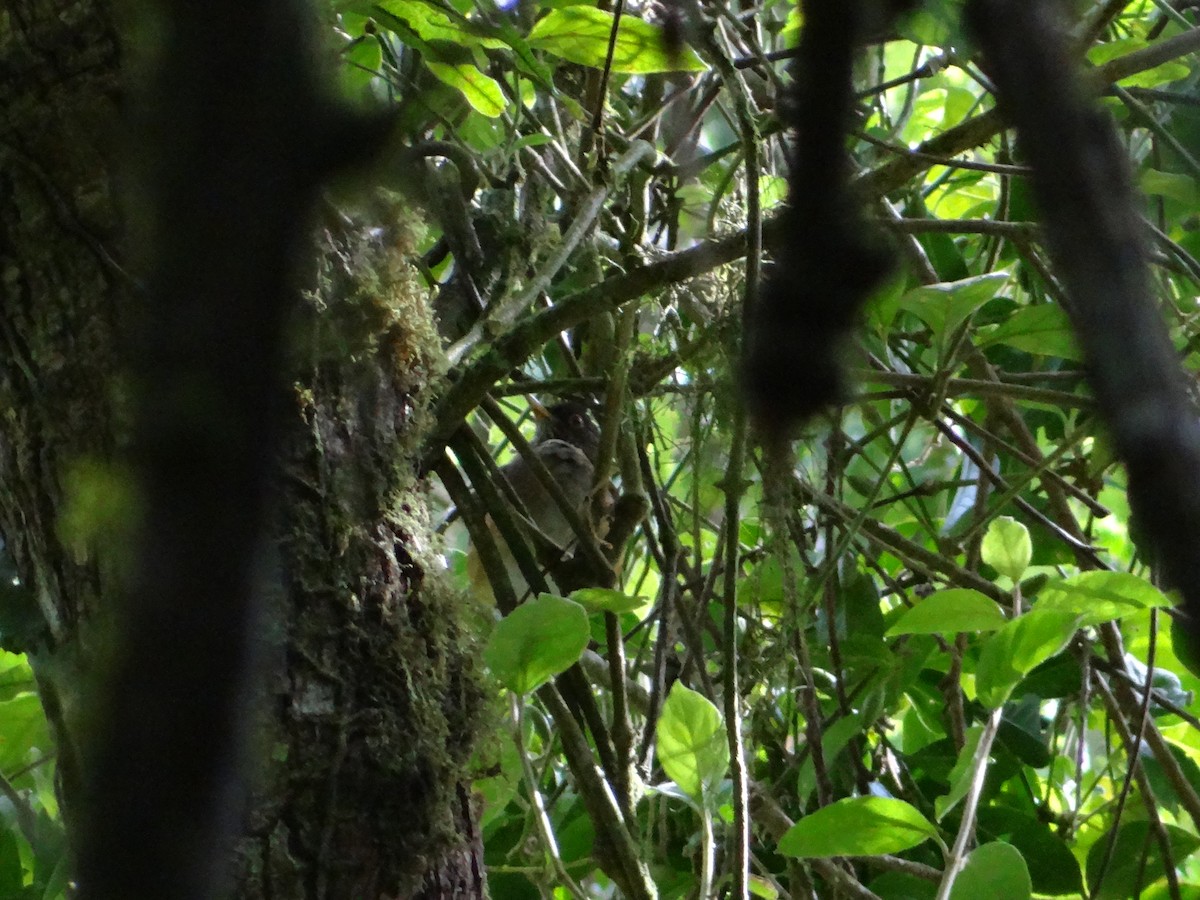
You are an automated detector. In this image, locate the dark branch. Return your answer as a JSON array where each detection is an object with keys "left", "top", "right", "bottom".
[
  {"left": 75, "top": 2, "right": 381, "bottom": 897},
  {"left": 967, "top": 0, "right": 1200, "bottom": 652},
  {"left": 740, "top": 0, "right": 896, "bottom": 438}
]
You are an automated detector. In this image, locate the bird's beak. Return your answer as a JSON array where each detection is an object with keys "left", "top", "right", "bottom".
[{"left": 527, "top": 396, "right": 551, "bottom": 420}]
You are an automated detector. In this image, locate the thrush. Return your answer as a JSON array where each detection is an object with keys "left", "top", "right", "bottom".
[{"left": 466, "top": 400, "right": 602, "bottom": 601}]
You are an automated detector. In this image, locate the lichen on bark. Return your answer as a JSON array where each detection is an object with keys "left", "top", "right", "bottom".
[{"left": 236, "top": 209, "right": 487, "bottom": 898}]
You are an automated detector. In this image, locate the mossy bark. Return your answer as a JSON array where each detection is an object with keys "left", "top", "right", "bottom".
[{"left": 0, "top": 3, "right": 483, "bottom": 897}]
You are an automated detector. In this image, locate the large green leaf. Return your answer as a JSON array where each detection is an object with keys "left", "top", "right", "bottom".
[
  {"left": 978, "top": 304, "right": 1083, "bottom": 361},
  {"left": 887, "top": 589, "right": 1007, "bottom": 636},
  {"left": 977, "top": 609, "right": 1081, "bottom": 708},
  {"left": 950, "top": 842, "right": 1031, "bottom": 900},
  {"left": 996, "top": 697, "right": 1051, "bottom": 768},
  {"left": 528, "top": 7, "right": 705, "bottom": 73},
  {"left": 1036, "top": 571, "right": 1173, "bottom": 627},
  {"left": 0, "top": 692, "right": 50, "bottom": 773},
  {"left": 1086, "top": 821, "right": 1200, "bottom": 899},
  {"left": 484, "top": 593, "right": 589, "bottom": 694},
  {"left": 656, "top": 683, "right": 729, "bottom": 805},
  {"left": 370, "top": 0, "right": 508, "bottom": 48},
  {"left": 425, "top": 61, "right": 506, "bottom": 117},
  {"left": 979, "top": 807, "right": 1082, "bottom": 895},
  {"left": 341, "top": 36, "right": 384, "bottom": 96},
  {"left": 0, "top": 652, "right": 33, "bottom": 703},
  {"left": 896, "top": 271, "right": 1010, "bottom": 353},
  {"left": 0, "top": 827, "right": 20, "bottom": 896},
  {"left": 778, "top": 797, "right": 937, "bottom": 858}
]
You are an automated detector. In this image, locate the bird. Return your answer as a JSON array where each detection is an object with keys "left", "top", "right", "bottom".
[{"left": 466, "top": 399, "right": 603, "bottom": 603}]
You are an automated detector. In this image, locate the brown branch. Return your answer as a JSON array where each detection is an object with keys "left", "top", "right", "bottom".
[{"left": 423, "top": 19, "right": 1200, "bottom": 462}]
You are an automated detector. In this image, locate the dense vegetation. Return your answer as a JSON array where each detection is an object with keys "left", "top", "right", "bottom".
[{"left": 4, "top": 0, "right": 1200, "bottom": 897}]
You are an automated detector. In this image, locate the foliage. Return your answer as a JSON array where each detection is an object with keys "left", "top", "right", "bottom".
[
  {"left": 377, "top": 0, "right": 1200, "bottom": 896},
  {"left": 5, "top": 0, "right": 1200, "bottom": 897},
  {"left": 0, "top": 651, "right": 65, "bottom": 900}
]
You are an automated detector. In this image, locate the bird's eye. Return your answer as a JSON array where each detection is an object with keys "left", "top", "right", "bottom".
[{"left": 570, "top": 414, "right": 584, "bottom": 429}]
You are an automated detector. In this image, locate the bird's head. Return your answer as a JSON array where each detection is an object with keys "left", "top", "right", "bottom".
[{"left": 531, "top": 400, "right": 601, "bottom": 464}]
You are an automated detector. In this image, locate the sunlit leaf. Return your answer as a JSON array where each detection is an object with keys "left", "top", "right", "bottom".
[
  {"left": 1089, "top": 38, "right": 1190, "bottom": 88},
  {"left": 0, "top": 693, "right": 50, "bottom": 773},
  {"left": 779, "top": 797, "right": 937, "bottom": 858},
  {"left": 1141, "top": 169, "right": 1197, "bottom": 205},
  {"left": 425, "top": 61, "right": 507, "bottom": 117},
  {"left": 887, "top": 589, "right": 1007, "bottom": 636},
  {"left": 484, "top": 593, "right": 589, "bottom": 693},
  {"left": 977, "top": 610, "right": 1081, "bottom": 708},
  {"left": 341, "top": 36, "right": 384, "bottom": 96},
  {"left": 528, "top": 7, "right": 705, "bottom": 73},
  {"left": 1036, "top": 571, "right": 1172, "bottom": 628},
  {"left": 656, "top": 683, "right": 729, "bottom": 805},
  {"left": 981, "top": 516, "right": 1031, "bottom": 582},
  {"left": 371, "top": 0, "right": 508, "bottom": 48}
]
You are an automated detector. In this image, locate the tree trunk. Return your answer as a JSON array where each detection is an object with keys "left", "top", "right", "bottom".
[{"left": 0, "top": 2, "right": 485, "bottom": 897}]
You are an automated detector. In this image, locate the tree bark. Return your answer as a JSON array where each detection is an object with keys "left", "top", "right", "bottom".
[{"left": 0, "top": 2, "right": 484, "bottom": 897}]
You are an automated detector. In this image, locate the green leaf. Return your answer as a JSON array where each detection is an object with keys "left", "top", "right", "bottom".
[
  {"left": 976, "top": 609, "right": 1081, "bottom": 708},
  {"left": 978, "top": 807, "right": 1083, "bottom": 895},
  {"left": 896, "top": 272, "right": 1009, "bottom": 353},
  {"left": 425, "top": 61, "right": 507, "bottom": 117},
  {"left": 777, "top": 797, "right": 937, "bottom": 858},
  {"left": 0, "top": 692, "right": 50, "bottom": 773},
  {"left": 569, "top": 587, "right": 645, "bottom": 614},
  {"left": 0, "top": 652, "right": 34, "bottom": 701},
  {"left": 342, "top": 36, "right": 384, "bottom": 96},
  {"left": 979, "top": 304, "right": 1083, "bottom": 361},
  {"left": 842, "top": 563, "right": 885, "bottom": 639},
  {"left": 528, "top": 7, "right": 705, "bottom": 73},
  {"left": 656, "top": 683, "right": 729, "bottom": 805},
  {"left": 1141, "top": 169, "right": 1198, "bottom": 205},
  {"left": 981, "top": 516, "right": 1032, "bottom": 582},
  {"left": 371, "top": 0, "right": 508, "bottom": 48},
  {"left": 1086, "top": 821, "right": 1200, "bottom": 899},
  {"left": 484, "top": 593, "right": 589, "bottom": 694},
  {"left": 1036, "top": 571, "right": 1173, "bottom": 627},
  {"left": 887, "top": 589, "right": 1007, "bottom": 636},
  {"left": 864, "top": 268, "right": 909, "bottom": 333},
  {"left": 950, "top": 842, "right": 1031, "bottom": 900}
]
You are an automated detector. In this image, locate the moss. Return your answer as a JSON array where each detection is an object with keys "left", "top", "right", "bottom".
[{"left": 252, "top": 200, "right": 489, "bottom": 893}]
